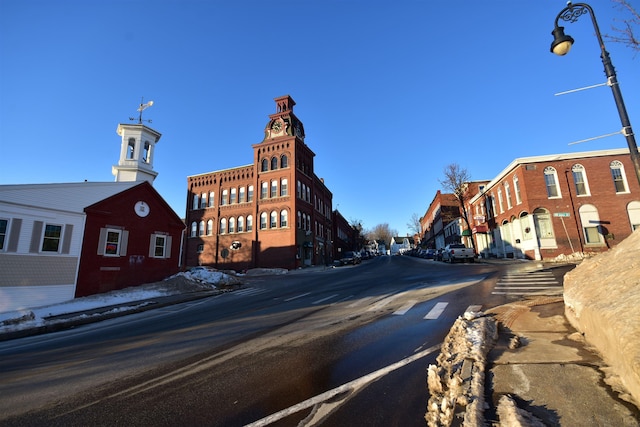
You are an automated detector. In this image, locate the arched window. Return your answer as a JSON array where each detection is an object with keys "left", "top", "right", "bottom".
[
  {"left": 200, "top": 193, "right": 207, "bottom": 209},
  {"left": 221, "top": 189, "right": 228, "bottom": 205},
  {"left": 570, "top": 164, "right": 589, "bottom": 196},
  {"left": 610, "top": 160, "right": 629, "bottom": 193},
  {"left": 127, "top": 138, "right": 136, "bottom": 159},
  {"left": 270, "top": 180, "right": 277, "bottom": 198},
  {"left": 247, "top": 215, "right": 253, "bottom": 231},
  {"left": 229, "top": 217, "right": 236, "bottom": 233},
  {"left": 504, "top": 182, "right": 512, "bottom": 209},
  {"left": 143, "top": 141, "right": 151, "bottom": 163},
  {"left": 206, "top": 219, "right": 213, "bottom": 236},
  {"left": 191, "top": 221, "right": 197, "bottom": 237},
  {"left": 270, "top": 211, "right": 278, "bottom": 228},
  {"left": 261, "top": 158, "right": 269, "bottom": 172},
  {"left": 627, "top": 201, "right": 640, "bottom": 231},
  {"left": 280, "top": 210, "right": 288, "bottom": 227},
  {"left": 239, "top": 187, "right": 246, "bottom": 203},
  {"left": 298, "top": 211, "right": 302, "bottom": 228},
  {"left": 306, "top": 187, "right": 311, "bottom": 202},
  {"left": 199, "top": 221, "right": 205, "bottom": 236},
  {"left": 514, "top": 176, "right": 522, "bottom": 204},
  {"left": 281, "top": 178, "right": 288, "bottom": 196},
  {"left": 192, "top": 194, "right": 199, "bottom": 210},
  {"left": 533, "top": 208, "right": 554, "bottom": 238},
  {"left": 230, "top": 188, "right": 237, "bottom": 204},
  {"left": 271, "top": 157, "right": 278, "bottom": 170},
  {"left": 297, "top": 181, "right": 302, "bottom": 198},
  {"left": 208, "top": 191, "right": 215, "bottom": 207},
  {"left": 261, "top": 182, "right": 268, "bottom": 199},
  {"left": 238, "top": 216, "right": 245, "bottom": 232},
  {"left": 248, "top": 185, "right": 254, "bottom": 202},
  {"left": 220, "top": 218, "right": 227, "bottom": 234},
  {"left": 260, "top": 212, "right": 267, "bottom": 229},
  {"left": 579, "top": 204, "right": 603, "bottom": 244},
  {"left": 281, "top": 154, "right": 288, "bottom": 168},
  {"left": 543, "top": 167, "right": 561, "bottom": 198}
]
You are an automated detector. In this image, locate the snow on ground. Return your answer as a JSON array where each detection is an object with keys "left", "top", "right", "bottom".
[{"left": 0, "top": 268, "right": 240, "bottom": 333}]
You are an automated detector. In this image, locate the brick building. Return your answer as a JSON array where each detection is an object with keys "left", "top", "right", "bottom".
[
  {"left": 468, "top": 148, "right": 640, "bottom": 260},
  {"left": 184, "top": 95, "right": 334, "bottom": 271}
]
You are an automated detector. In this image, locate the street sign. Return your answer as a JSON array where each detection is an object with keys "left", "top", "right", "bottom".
[{"left": 553, "top": 212, "right": 570, "bottom": 217}]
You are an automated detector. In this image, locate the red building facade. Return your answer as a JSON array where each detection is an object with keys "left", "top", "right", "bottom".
[{"left": 184, "top": 96, "right": 333, "bottom": 271}]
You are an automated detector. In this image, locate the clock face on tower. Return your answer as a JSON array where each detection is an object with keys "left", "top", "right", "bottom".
[
  {"left": 272, "top": 121, "right": 283, "bottom": 133},
  {"left": 134, "top": 201, "right": 150, "bottom": 217}
]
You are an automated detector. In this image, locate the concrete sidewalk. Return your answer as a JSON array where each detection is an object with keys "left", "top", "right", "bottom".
[{"left": 487, "top": 297, "right": 640, "bottom": 426}]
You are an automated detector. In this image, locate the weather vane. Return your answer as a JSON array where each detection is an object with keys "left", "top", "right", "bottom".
[{"left": 129, "top": 97, "right": 154, "bottom": 124}]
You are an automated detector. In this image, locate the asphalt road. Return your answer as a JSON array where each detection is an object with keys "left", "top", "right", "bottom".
[{"left": 0, "top": 256, "right": 568, "bottom": 426}]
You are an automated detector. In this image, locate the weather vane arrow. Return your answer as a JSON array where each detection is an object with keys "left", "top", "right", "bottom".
[{"left": 129, "top": 97, "right": 154, "bottom": 124}]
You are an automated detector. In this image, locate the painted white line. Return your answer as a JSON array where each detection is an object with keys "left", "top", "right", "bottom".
[
  {"left": 284, "top": 292, "right": 311, "bottom": 302},
  {"left": 367, "top": 294, "right": 403, "bottom": 312},
  {"left": 424, "top": 302, "right": 448, "bottom": 320},
  {"left": 465, "top": 305, "right": 482, "bottom": 313},
  {"left": 331, "top": 295, "right": 354, "bottom": 305},
  {"left": 494, "top": 286, "right": 561, "bottom": 290},
  {"left": 244, "top": 344, "right": 441, "bottom": 427},
  {"left": 312, "top": 294, "right": 339, "bottom": 305},
  {"left": 393, "top": 300, "right": 418, "bottom": 315}
]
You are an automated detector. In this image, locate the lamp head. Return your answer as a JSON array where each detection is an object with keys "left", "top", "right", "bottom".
[{"left": 550, "top": 26, "right": 574, "bottom": 56}]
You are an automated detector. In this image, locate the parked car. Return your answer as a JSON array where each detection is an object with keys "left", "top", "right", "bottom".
[
  {"left": 435, "top": 248, "right": 445, "bottom": 261},
  {"left": 339, "top": 251, "right": 361, "bottom": 265},
  {"left": 442, "top": 243, "right": 475, "bottom": 263},
  {"left": 421, "top": 249, "right": 435, "bottom": 259}
]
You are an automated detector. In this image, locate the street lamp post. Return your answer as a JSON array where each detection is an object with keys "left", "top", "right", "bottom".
[{"left": 551, "top": 2, "right": 640, "bottom": 186}]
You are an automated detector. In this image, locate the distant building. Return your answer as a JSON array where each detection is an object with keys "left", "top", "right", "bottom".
[
  {"left": 0, "top": 120, "right": 184, "bottom": 313},
  {"left": 390, "top": 236, "right": 414, "bottom": 255},
  {"left": 184, "top": 95, "right": 334, "bottom": 271}
]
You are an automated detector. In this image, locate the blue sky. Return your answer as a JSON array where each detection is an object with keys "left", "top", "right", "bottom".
[{"left": 1, "top": 1, "right": 638, "bottom": 236}]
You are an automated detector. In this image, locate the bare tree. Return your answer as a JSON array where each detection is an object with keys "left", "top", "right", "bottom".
[
  {"left": 365, "top": 223, "right": 397, "bottom": 249},
  {"left": 407, "top": 213, "right": 422, "bottom": 237},
  {"left": 439, "top": 163, "right": 476, "bottom": 252},
  {"left": 606, "top": 0, "right": 639, "bottom": 53}
]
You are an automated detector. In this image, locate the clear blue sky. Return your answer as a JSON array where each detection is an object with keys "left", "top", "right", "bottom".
[{"left": 1, "top": 1, "right": 638, "bottom": 236}]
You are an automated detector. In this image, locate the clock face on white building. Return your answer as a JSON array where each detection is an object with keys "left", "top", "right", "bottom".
[{"left": 134, "top": 201, "right": 150, "bottom": 217}]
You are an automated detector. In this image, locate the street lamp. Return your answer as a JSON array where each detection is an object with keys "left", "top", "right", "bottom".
[{"left": 551, "top": 2, "right": 640, "bottom": 186}]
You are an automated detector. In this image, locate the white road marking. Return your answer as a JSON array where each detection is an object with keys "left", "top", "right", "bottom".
[
  {"left": 347, "top": 296, "right": 373, "bottom": 308},
  {"left": 312, "top": 294, "right": 339, "bottom": 305},
  {"left": 244, "top": 344, "right": 441, "bottom": 427},
  {"left": 284, "top": 292, "right": 311, "bottom": 302},
  {"left": 393, "top": 300, "right": 418, "bottom": 315},
  {"left": 367, "top": 294, "right": 403, "bottom": 312},
  {"left": 424, "top": 302, "right": 448, "bottom": 320}
]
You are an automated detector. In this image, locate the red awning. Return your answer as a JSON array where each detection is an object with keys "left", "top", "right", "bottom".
[{"left": 473, "top": 225, "right": 488, "bottom": 233}]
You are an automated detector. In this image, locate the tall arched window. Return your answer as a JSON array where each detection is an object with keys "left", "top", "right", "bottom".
[
  {"left": 260, "top": 212, "right": 267, "bottom": 229},
  {"left": 127, "top": 138, "right": 136, "bottom": 159},
  {"left": 270, "top": 180, "right": 277, "bottom": 198},
  {"left": 143, "top": 141, "right": 151, "bottom": 163},
  {"left": 271, "top": 157, "right": 278, "bottom": 170},
  {"left": 627, "top": 201, "right": 640, "bottom": 231},
  {"left": 191, "top": 221, "right": 197, "bottom": 237},
  {"left": 239, "top": 187, "right": 246, "bottom": 203},
  {"left": 543, "top": 167, "right": 561, "bottom": 198},
  {"left": 571, "top": 164, "right": 589, "bottom": 196},
  {"left": 208, "top": 191, "right": 215, "bottom": 207},
  {"left": 280, "top": 210, "right": 288, "bottom": 227},
  {"left": 281, "top": 154, "right": 288, "bottom": 168},
  {"left": 230, "top": 188, "right": 237, "bottom": 204},
  {"left": 298, "top": 211, "right": 302, "bottom": 228},
  {"left": 514, "top": 176, "right": 522, "bottom": 204},
  {"left": 270, "top": 211, "right": 278, "bottom": 228},
  {"left": 281, "top": 178, "right": 288, "bottom": 196},
  {"left": 199, "top": 221, "right": 205, "bottom": 236},
  {"left": 610, "top": 160, "right": 629, "bottom": 193},
  {"left": 238, "top": 216, "right": 245, "bottom": 232},
  {"left": 229, "top": 217, "right": 236, "bottom": 233},
  {"left": 221, "top": 189, "right": 228, "bottom": 205},
  {"left": 261, "top": 159, "right": 269, "bottom": 172},
  {"left": 579, "top": 204, "right": 603, "bottom": 244},
  {"left": 206, "top": 219, "right": 213, "bottom": 236},
  {"left": 248, "top": 185, "right": 254, "bottom": 202},
  {"left": 247, "top": 215, "right": 253, "bottom": 232},
  {"left": 220, "top": 218, "right": 227, "bottom": 234}
]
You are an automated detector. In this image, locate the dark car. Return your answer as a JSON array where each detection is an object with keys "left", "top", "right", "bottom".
[{"left": 339, "top": 251, "right": 361, "bottom": 265}]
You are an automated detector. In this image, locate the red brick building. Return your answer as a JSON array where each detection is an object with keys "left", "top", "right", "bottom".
[
  {"left": 468, "top": 148, "right": 640, "bottom": 260},
  {"left": 184, "top": 95, "right": 334, "bottom": 271}
]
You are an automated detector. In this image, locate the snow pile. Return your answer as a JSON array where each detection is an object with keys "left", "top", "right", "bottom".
[
  {"left": 425, "top": 311, "right": 498, "bottom": 427},
  {"left": 563, "top": 228, "right": 640, "bottom": 408}
]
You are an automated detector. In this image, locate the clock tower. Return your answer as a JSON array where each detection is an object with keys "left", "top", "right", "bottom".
[{"left": 112, "top": 100, "right": 161, "bottom": 184}]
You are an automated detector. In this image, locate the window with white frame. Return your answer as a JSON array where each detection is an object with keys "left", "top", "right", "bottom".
[
  {"left": 572, "top": 164, "right": 590, "bottom": 196},
  {"left": 103, "top": 229, "right": 122, "bottom": 256},
  {"left": 544, "top": 167, "right": 561, "bottom": 198},
  {"left": 270, "top": 180, "right": 277, "bottom": 198},
  {"left": 221, "top": 189, "right": 228, "bottom": 205},
  {"left": 238, "top": 216, "right": 245, "bottom": 232},
  {"left": 533, "top": 208, "right": 554, "bottom": 238},
  {"left": 504, "top": 182, "right": 512, "bottom": 209},
  {"left": 206, "top": 219, "right": 213, "bottom": 236},
  {"left": 42, "top": 224, "right": 63, "bottom": 252},
  {"left": 220, "top": 218, "right": 227, "bottom": 234},
  {"left": 579, "top": 204, "right": 603, "bottom": 244},
  {"left": 514, "top": 176, "right": 522, "bottom": 205},
  {"left": 248, "top": 185, "right": 254, "bottom": 202},
  {"left": 281, "top": 178, "right": 288, "bottom": 196},
  {"left": 260, "top": 212, "right": 267, "bottom": 229},
  {"left": 628, "top": 201, "right": 640, "bottom": 231},
  {"left": 199, "top": 221, "right": 205, "bottom": 236},
  {"left": 151, "top": 234, "right": 169, "bottom": 258},
  {"left": 143, "top": 141, "right": 151, "bottom": 163},
  {"left": 191, "top": 222, "right": 197, "bottom": 237},
  {"left": 297, "top": 181, "right": 301, "bottom": 198},
  {"left": 280, "top": 210, "right": 288, "bottom": 227},
  {"left": 127, "top": 138, "right": 136, "bottom": 159},
  {"left": 193, "top": 194, "right": 199, "bottom": 210},
  {"left": 247, "top": 215, "right": 253, "bottom": 231},
  {"left": 261, "top": 182, "right": 268, "bottom": 199},
  {"left": 0, "top": 219, "right": 7, "bottom": 250},
  {"left": 261, "top": 158, "right": 268, "bottom": 172},
  {"left": 208, "top": 191, "right": 215, "bottom": 208},
  {"left": 610, "top": 160, "right": 629, "bottom": 193},
  {"left": 298, "top": 211, "right": 301, "bottom": 228},
  {"left": 281, "top": 154, "right": 288, "bottom": 168},
  {"left": 230, "top": 188, "right": 237, "bottom": 204},
  {"left": 497, "top": 188, "right": 504, "bottom": 213},
  {"left": 270, "top": 211, "right": 277, "bottom": 228},
  {"left": 229, "top": 217, "right": 236, "bottom": 233},
  {"left": 200, "top": 193, "right": 207, "bottom": 209},
  {"left": 239, "top": 187, "right": 246, "bottom": 203}
]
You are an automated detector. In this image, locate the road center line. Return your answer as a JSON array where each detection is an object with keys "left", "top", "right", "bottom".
[
  {"left": 312, "top": 294, "right": 338, "bottom": 305},
  {"left": 284, "top": 292, "right": 311, "bottom": 302},
  {"left": 244, "top": 344, "right": 441, "bottom": 427}
]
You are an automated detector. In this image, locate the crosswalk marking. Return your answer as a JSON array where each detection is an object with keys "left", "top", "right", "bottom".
[
  {"left": 233, "top": 287, "right": 268, "bottom": 297},
  {"left": 367, "top": 294, "right": 403, "bottom": 312},
  {"left": 393, "top": 300, "right": 418, "bottom": 315},
  {"left": 493, "top": 270, "right": 562, "bottom": 296},
  {"left": 424, "top": 302, "right": 449, "bottom": 320}
]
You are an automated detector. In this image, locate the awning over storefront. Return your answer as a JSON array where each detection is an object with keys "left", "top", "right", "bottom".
[{"left": 472, "top": 225, "right": 488, "bottom": 233}]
